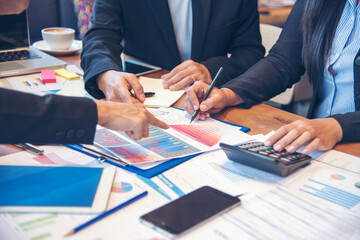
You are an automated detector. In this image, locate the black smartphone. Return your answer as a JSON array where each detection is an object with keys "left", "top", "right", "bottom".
[
  {"left": 140, "top": 186, "right": 241, "bottom": 238},
  {"left": 123, "top": 60, "right": 161, "bottom": 76}
]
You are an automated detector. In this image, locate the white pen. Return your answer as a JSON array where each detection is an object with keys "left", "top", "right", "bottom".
[
  {"left": 14, "top": 143, "right": 44, "bottom": 156},
  {"left": 81, "top": 145, "right": 129, "bottom": 167}
]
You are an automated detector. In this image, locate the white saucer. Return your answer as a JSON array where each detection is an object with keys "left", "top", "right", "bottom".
[{"left": 32, "top": 40, "right": 82, "bottom": 56}]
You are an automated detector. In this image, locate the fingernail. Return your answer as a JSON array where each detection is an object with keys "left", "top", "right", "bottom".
[
  {"left": 200, "top": 105, "right": 208, "bottom": 111},
  {"left": 265, "top": 140, "right": 271, "bottom": 146},
  {"left": 287, "top": 146, "right": 295, "bottom": 153},
  {"left": 274, "top": 144, "right": 282, "bottom": 151},
  {"left": 302, "top": 148, "right": 310, "bottom": 155},
  {"left": 193, "top": 105, "right": 198, "bottom": 110},
  {"left": 169, "top": 86, "right": 175, "bottom": 91}
]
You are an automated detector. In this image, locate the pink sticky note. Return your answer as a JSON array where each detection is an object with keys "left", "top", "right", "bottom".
[{"left": 41, "top": 70, "right": 57, "bottom": 83}]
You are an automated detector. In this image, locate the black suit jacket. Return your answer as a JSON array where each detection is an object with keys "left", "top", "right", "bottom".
[
  {"left": 81, "top": 0, "right": 265, "bottom": 99},
  {"left": 0, "top": 88, "right": 97, "bottom": 144},
  {"left": 222, "top": 0, "right": 360, "bottom": 142}
]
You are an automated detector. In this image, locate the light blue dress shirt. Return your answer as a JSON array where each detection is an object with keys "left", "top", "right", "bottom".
[
  {"left": 315, "top": 0, "right": 360, "bottom": 118},
  {"left": 168, "top": 0, "right": 193, "bottom": 61}
]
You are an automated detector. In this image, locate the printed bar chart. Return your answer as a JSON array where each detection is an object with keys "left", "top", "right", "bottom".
[
  {"left": 95, "top": 129, "right": 129, "bottom": 147},
  {"left": 299, "top": 179, "right": 360, "bottom": 209},
  {"left": 119, "top": 126, "right": 200, "bottom": 158},
  {"left": 170, "top": 125, "right": 222, "bottom": 147},
  {"left": 94, "top": 127, "right": 201, "bottom": 163}
]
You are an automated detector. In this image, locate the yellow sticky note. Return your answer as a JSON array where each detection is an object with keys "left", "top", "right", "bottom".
[{"left": 54, "top": 68, "right": 80, "bottom": 80}]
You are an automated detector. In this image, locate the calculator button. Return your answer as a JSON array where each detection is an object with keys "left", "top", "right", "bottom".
[
  {"left": 269, "top": 154, "right": 280, "bottom": 159},
  {"left": 280, "top": 157, "right": 291, "bottom": 162},
  {"left": 258, "top": 151, "right": 269, "bottom": 155}
]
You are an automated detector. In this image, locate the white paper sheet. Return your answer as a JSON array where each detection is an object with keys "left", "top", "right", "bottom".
[{"left": 139, "top": 77, "right": 184, "bottom": 107}]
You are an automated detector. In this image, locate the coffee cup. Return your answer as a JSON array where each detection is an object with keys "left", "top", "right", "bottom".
[{"left": 41, "top": 27, "right": 75, "bottom": 50}]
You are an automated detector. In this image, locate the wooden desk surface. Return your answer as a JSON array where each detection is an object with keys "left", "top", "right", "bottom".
[
  {"left": 1, "top": 54, "right": 359, "bottom": 158},
  {"left": 259, "top": 5, "right": 293, "bottom": 25}
]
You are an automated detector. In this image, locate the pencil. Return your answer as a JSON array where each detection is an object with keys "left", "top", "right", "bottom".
[
  {"left": 65, "top": 191, "right": 148, "bottom": 237},
  {"left": 189, "top": 67, "right": 223, "bottom": 124}
]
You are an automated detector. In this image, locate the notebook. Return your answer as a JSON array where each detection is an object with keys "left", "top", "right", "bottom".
[
  {"left": 139, "top": 76, "right": 184, "bottom": 107},
  {"left": 0, "top": 165, "right": 116, "bottom": 213},
  {"left": 0, "top": 10, "right": 65, "bottom": 77}
]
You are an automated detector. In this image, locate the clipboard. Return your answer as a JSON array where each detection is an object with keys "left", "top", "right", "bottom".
[
  {"left": 64, "top": 144, "right": 200, "bottom": 178},
  {"left": 64, "top": 111, "right": 250, "bottom": 178}
]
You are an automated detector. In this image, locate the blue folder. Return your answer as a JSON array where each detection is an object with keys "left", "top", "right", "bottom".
[{"left": 65, "top": 109, "right": 249, "bottom": 178}]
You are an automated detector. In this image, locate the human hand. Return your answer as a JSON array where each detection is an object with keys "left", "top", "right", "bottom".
[
  {"left": 95, "top": 100, "right": 169, "bottom": 140},
  {"left": 97, "top": 70, "right": 145, "bottom": 103},
  {"left": 161, "top": 60, "right": 212, "bottom": 91},
  {"left": 265, "top": 118, "right": 343, "bottom": 155},
  {"left": 184, "top": 81, "right": 242, "bottom": 120}
]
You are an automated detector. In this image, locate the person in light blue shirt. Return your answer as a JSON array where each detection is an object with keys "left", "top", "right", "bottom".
[{"left": 185, "top": 0, "right": 360, "bottom": 154}]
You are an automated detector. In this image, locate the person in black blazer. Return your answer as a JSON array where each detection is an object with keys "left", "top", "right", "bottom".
[
  {"left": 81, "top": 0, "right": 264, "bottom": 103},
  {"left": 0, "top": 88, "right": 168, "bottom": 144},
  {"left": 185, "top": 0, "right": 360, "bottom": 154}
]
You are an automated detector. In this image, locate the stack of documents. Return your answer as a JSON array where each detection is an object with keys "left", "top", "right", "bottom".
[{"left": 91, "top": 107, "right": 246, "bottom": 168}]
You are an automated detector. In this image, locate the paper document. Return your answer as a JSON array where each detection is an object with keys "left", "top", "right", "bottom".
[
  {"left": 281, "top": 161, "right": 360, "bottom": 214},
  {"left": 92, "top": 108, "right": 245, "bottom": 166},
  {"left": 139, "top": 77, "right": 184, "bottom": 107},
  {"left": 181, "top": 187, "right": 360, "bottom": 240},
  {"left": 4, "top": 73, "right": 72, "bottom": 93}
]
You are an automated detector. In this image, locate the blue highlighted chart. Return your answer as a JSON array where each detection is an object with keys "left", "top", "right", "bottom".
[
  {"left": 210, "top": 162, "right": 254, "bottom": 182},
  {"left": 119, "top": 126, "right": 200, "bottom": 158},
  {"left": 299, "top": 179, "right": 360, "bottom": 209}
]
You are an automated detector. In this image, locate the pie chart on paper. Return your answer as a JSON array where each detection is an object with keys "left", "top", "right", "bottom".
[
  {"left": 112, "top": 182, "right": 133, "bottom": 193},
  {"left": 330, "top": 174, "right": 346, "bottom": 181}
]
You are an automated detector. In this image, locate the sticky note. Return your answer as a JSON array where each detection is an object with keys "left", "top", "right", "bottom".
[
  {"left": 41, "top": 70, "right": 57, "bottom": 83},
  {"left": 55, "top": 68, "right": 80, "bottom": 80}
]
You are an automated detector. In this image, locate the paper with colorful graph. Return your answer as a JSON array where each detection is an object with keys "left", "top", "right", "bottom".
[{"left": 92, "top": 107, "right": 247, "bottom": 165}]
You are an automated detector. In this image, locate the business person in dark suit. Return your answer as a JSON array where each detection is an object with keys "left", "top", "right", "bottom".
[
  {"left": 81, "top": 0, "right": 264, "bottom": 103},
  {"left": 185, "top": 0, "right": 360, "bottom": 154},
  {"left": 0, "top": 88, "right": 168, "bottom": 144}
]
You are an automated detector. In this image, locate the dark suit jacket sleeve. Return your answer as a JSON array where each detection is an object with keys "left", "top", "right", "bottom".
[
  {"left": 221, "top": 0, "right": 305, "bottom": 108},
  {"left": 331, "top": 112, "right": 360, "bottom": 142},
  {"left": 81, "top": 0, "right": 124, "bottom": 99},
  {"left": 201, "top": 0, "right": 265, "bottom": 86},
  {"left": 0, "top": 88, "right": 98, "bottom": 144}
]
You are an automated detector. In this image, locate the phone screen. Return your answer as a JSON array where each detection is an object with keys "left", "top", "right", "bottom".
[
  {"left": 123, "top": 61, "right": 157, "bottom": 75},
  {"left": 140, "top": 186, "right": 241, "bottom": 237}
]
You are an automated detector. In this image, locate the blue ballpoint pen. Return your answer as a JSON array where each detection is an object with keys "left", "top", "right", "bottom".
[{"left": 65, "top": 191, "right": 148, "bottom": 237}]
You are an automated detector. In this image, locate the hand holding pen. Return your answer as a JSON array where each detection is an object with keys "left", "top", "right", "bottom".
[
  {"left": 189, "top": 67, "right": 223, "bottom": 124},
  {"left": 185, "top": 67, "right": 243, "bottom": 122}
]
